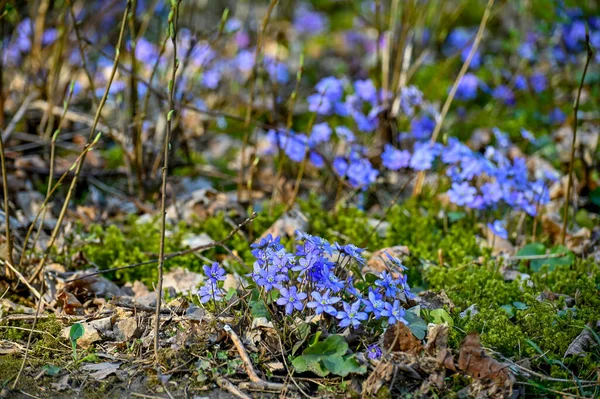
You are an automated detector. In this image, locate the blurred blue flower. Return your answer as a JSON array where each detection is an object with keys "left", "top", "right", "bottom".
[
  {"left": 381, "top": 144, "right": 410, "bottom": 170},
  {"left": 488, "top": 220, "right": 508, "bottom": 239},
  {"left": 493, "top": 85, "right": 515, "bottom": 106},
  {"left": 410, "top": 116, "right": 435, "bottom": 140},
  {"left": 447, "top": 182, "right": 477, "bottom": 207},
  {"left": 455, "top": 73, "right": 479, "bottom": 101},
  {"left": 530, "top": 73, "right": 547, "bottom": 93}
]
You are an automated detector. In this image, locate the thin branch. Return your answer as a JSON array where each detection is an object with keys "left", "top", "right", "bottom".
[
  {"left": 561, "top": 32, "right": 593, "bottom": 245},
  {"left": 154, "top": 0, "right": 181, "bottom": 360},
  {"left": 223, "top": 325, "right": 286, "bottom": 392}
]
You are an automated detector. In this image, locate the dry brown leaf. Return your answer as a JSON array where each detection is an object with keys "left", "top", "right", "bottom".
[
  {"left": 56, "top": 291, "right": 83, "bottom": 315},
  {"left": 564, "top": 322, "right": 600, "bottom": 358},
  {"left": 383, "top": 322, "right": 423, "bottom": 355},
  {"left": 457, "top": 333, "right": 514, "bottom": 390}
]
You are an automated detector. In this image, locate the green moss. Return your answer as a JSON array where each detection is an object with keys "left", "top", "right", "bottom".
[{"left": 427, "top": 257, "right": 600, "bottom": 382}]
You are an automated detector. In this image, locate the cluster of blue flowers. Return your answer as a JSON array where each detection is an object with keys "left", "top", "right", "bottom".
[
  {"left": 249, "top": 232, "right": 413, "bottom": 331},
  {"left": 198, "top": 232, "right": 413, "bottom": 339}
]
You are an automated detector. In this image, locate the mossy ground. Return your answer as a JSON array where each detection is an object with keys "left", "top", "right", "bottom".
[{"left": 8, "top": 194, "right": 598, "bottom": 397}]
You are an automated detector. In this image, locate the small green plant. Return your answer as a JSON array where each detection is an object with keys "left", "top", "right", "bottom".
[
  {"left": 69, "top": 323, "right": 84, "bottom": 360},
  {"left": 292, "top": 334, "right": 366, "bottom": 377}
]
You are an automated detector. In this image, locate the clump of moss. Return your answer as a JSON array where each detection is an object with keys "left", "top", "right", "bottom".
[
  {"left": 384, "top": 196, "right": 484, "bottom": 267},
  {"left": 427, "top": 257, "right": 600, "bottom": 388}
]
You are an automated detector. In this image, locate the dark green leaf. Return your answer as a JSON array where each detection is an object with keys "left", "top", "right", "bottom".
[
  {"left": 69, "top": 323, "right": 84, "bottom": 342},
  {"left": 404, "top": 310, "right": 428, "bottom": 340}
]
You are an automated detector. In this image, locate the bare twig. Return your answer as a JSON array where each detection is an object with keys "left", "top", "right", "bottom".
[
  {"left": 223, "top": 325, "right": 286, "bottom": 392},
  {"left": 413, "top": 0, "right": 495, "bottom": 196},
  {"left": 1, "top": 93, "right": 39, "bottom": 142},
  {"left": 506, "top": 252, "right": 566, "bottom": 261},
  {"left": 14, "top": 2, "right": 132, "bottom": 390},
  {"left": 154, "top": 0, "right": 181, "bottom": 360},
  {"left": 27, "top": 1, "right": 130, "bottom": 284},
  {"left": 216, "top": 377, "right": 252, "bottom": 399},
  {"left": 561, "top": 32, "right": 593, "bottom": 245},
  {"left": 0, "top": 260, "right": 42, "bottom": 301}
]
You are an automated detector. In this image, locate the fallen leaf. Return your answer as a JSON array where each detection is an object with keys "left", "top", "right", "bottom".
[
  {"left": 457, "top": 333, "right": 514, "bottom": 390},
  {"left": 564, "top": 322, "right": 600, "bottom": 358},
  {"left": 81, "top": 362, "right": 121, "bottom": 380},
  {"left": 163, "top": 267, "right": 204, "bottom": 294},
  {"left": 56, "top": 291, "right": 83, "bottom": 315},
  {"left": 383, "top": 322, "right": 423, "bottom": 355}
]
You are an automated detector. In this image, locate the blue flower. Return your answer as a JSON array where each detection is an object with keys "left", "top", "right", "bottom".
[
  {"left": 455, "top": 73, "right": 479, "bottom": 101},
  {"left": 335, "top": 243, "right": 365, "bottom": 264},
  {"left": 335, "top": 126, "right": 356, "bottom": 142},
  {"left": 203, "top": 262, "right": 226, "bottom": 283},
  {"left": 385, "top": 253, "right": 408, "bottom": 271},
  {"left": 514, "top": 74, "right": 528, "bottom": 91},
  {"left": 375, "top": 271, "right": 399, "bottom": 298},
  {"left": 447, "top": 182, "right": 477, "bottom": 207},
  {"left": 399, "top": 86, "right": 423, "bottom": 116},
  {"left": 549, "top": 107, "right": 565, "bottom": 125},
  {"left": 492, "top": 85, "right": 515, "bottom": 106},
  {"left": 409, "top": 144, "right": 435, "bottom": 171},
  {"left": 354, "top": 79, "right": 377, "bottom": 104},
  {"left": 367, "top": 344, "right": 382, "bottom": 360},
  {"left": 315, "top": 76, "right": 344, "bottom": 102},
  {"left": 530, "top": 73, "right": 547, "bottom": 93},
  {"left": 362, "top": 289, "right": 386, "bottom": 319},
  {"left": 307, "top": 290, "right": 340, "bottom": 316},
  {"left": 336, "top": 300, "right": 368, "bottom": 329},
  {"left": 307, "top": 93, "right": 333, "bottom": 115},
  {"left": 276, "top": 286, "right": 307, "bottom": 315},
  {"left": 410, "top": 116, "right": 435, "bottom": 140},
  {"left": 294, "top": 6, "right": 328, "bottom": 36},
  {"left": 381, "top": 144, "right": 411, "bottom": 170},
  {"left": 310, "top": 122, "right": 332, "bottom": 146},
  {"left": 488, "top": 220, "right": 508, "bottom": 240},
  {"left": 255, "top": 267, "right": 287, "bottom": 292},
  {"left": 198, "top": 282, "right": 225, "bottom": 304},
  {"left": 381, "top": 300, "right": 407, "bottom": 325}
]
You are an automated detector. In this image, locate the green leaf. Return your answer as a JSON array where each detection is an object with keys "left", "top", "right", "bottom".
[
  {"left": 225, "top": 288, "right": 237, "bottom": 301},
  {"left": 292, "top": 335, "right": 365, "bottom": 377},
  {"left": 429, "top": 309, "right": 454, "bottom": 326},
  {"left": 43, "top": 365, "right": 62, "bottom": 376},
  {"left": 500, "top": 304, "right": 515, "bottom": 318},
  {"left": 249, "top": 299, "right": 269, "bottom": 319},
  {"left": 512, "top": 301, "right": 528, "bottom": 310},
  {"left": 322, "top": 355, "right": 366, "bottom": 377},
  {"left": 404, "top": 309, "right": 428, "bottom": 340},
  {"left": 531, "top": 245, "right": 574, "bottom": 272},
  {"left": 447, "top": 211, "right": 466, "bottom": 223},
  {"left": 516, "top": 243, "right": 546, "bottom": 257},
  {"left": 70, "top": 323, "right": 84, "bottom": 342},
  {"left": 303, "top": 334, "right": 347, "bottom": 357}
]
